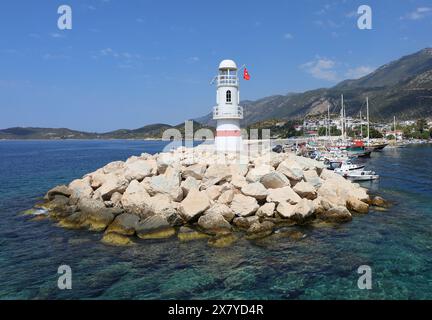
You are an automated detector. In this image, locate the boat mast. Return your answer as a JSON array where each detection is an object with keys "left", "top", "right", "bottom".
[
  {"left": 360, "top": 110, "right": 363, "bottom": 138},
  {"left": 327, "top": 103, "right": 330, "bottom": 141},
  {"left": 366, "top": 97, "right": 370, "bottom": 145},
  {"left": 341, "top": 94, "right": 345, "bottom": 141}
]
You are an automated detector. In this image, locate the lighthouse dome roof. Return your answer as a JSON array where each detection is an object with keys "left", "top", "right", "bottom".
[{"left": 219, "top": 59, "right": 237, "bottom": 70}]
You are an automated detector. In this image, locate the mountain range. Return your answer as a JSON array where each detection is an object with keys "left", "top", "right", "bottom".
[
  {"left": 1, "top": 48, "right": 432, "bottom": 140},
  {"left": 196, "top": 48, "right": 432, "bottom": 126}
]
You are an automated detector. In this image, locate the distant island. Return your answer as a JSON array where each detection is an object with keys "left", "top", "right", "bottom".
[{"left": 2, "top": 48, "right": 432, "bottom": 140}]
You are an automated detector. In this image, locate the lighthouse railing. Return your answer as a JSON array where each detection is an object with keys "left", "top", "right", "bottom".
[
  {"left": 213, "top": 106, "right": 243, "bottom": 119},
  {"left": 217, "top": 75, "right": 238, "bottom": 86}
]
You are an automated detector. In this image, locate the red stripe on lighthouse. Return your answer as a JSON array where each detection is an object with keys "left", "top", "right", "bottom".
[{"left": 216, "top": 130, "right": 241, "bottom": 137}]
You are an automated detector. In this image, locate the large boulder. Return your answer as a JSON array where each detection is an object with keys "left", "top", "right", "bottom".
[
  {"left": 276, "top": 159, "right": 304, "bottom": 182},
  {"left": 102, "top": 161, "right": 125, "bottom": 174},
  {"left": 346, "top": 196, "right": 369, "bottom": 214},
  {"left": 246, "top": 221, "right": 274, "bottom": 239},
  {"left": 241, "top": 182, "right": 268, "bottom": 200},
  {"left": 229, "top": 163, "right": 249, "bottom": 177},
  {"left": 69, "top": 177, "right": 93, "bottom": 199},
  {"left": 276, "top": 202, "right": 296, "bottom": 219},
  {"left": 205, "top": 203, "right": 235, "bottom": 222},
  {"left": 256, "top": 202, "right": 275, "bottom": 218},
  {"left": 97, "top": 173, "right": 129, "bottom": 200},
  {"left": 319, "top": 206, "right": 352, "bottom": 223},
  {"left": 85, "top": 210, "right": 115, "bottom": 232},
  {"left": 45, "top": 185, "right": 72, "bottom": 201},
  {"left": 198, "top": 212, "right": 232, "bottom": 234},
  {"left": 121, "top": 180, "right": 152, "bottom": 217},
  {"left": 233, "top": 216, "right": 260, "bottom": 229},
  {"left": 106, "top": 213, "right": 140, "bottom": 236},
  {"left": 276, "top": 199, "right": 314, "bottom": 221},
  {"left": 293, "top": 181, "right": 317, "bottom": 200},
  {"left": 266, "top": 186, "right": 302, "bottom": 204},
  {"left": 156, "top": 153, "right": 177, "bottom": 174},
  {"left": 144, "top": 174, "right": 183, "bottom": 202},
  {"left": 183, "top": 163, "right": 207, "bottom": 180},
  {"left": 136, "top": 215, "right": 175, "bottom": 239},
  {"left": 204, "top": 164, "right": 232, "bottom": 183},
  {"left": 303, "top": 170, "right": 322, "bottom": 188},
  {"left": 231, "top": 174, "right": 248, "bottom": 189},
  {"left": 180, "top": 176, "right": 200, "bottom": 196},
  {"left": 179, "top": 188, "right": 210, "bottom": 222},
  {"left": 78, "top": 197, "right": 106, "bottom": 214},
  {"left": 124, "top": 159, "right": 156, "bottom": 181},
  {"left": 230, "top": 194, "right": 259, "bottom": 217},
  {"left": 205, "top": 185, "right": 222, "bottom": 201},
  {"left": 217, "top": 189, "right": 235, "bottom": 205},
  {"left": 246, "top": 165, "right": 274, "bottom": 183},
  {"left": 260, "top": 171, "right": 290, "bottom": 189}
]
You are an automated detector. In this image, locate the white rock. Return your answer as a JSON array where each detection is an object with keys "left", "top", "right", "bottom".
[
  {"left": 276, "top": 159, "right": 304, "bottom": 181},
  {"left": 103, "top": 161, "right": 125, "bottom": 174},
  {"left": 256, "top": 202, "right": 275, "bottom": 218},
  {"left": 205, "top": 185, "right": 222, "bottom": 200},
  {"left": 69, "top": 177, "right": 93, "bottom": 199},
  {"left": 293, "top": 181, "right": 317, "bottom": 200},
  {"left": 266, "top": 186, "right": 302, "bottom": 204},
  {"left": 246, "top": 164, "right": 274, "bottom": 182},
  {"left": 97, "top": 173, "right": 129, "bottom": 200},
  {"left": 260, "top": 171, "right": 290, "bottom": 189},
  {"left": 205, "top": 203, "right": 235, "bottom": 222},
  {"left": 179, "top": 189, "right": 210, "bottom": 222},
  {"left": 241, "top": 182, "right": 268, "bottom": 200},
  {"left": 124, "top": 159, "right": 156, "bottom": 181},
  {"left": 180, "top": 176, "right": 200, "bottom": 196},
  {"left": 276, "top": 202, "right": 296, "bottom": 218},
  {"left": 230, "top": 194, "right": 259, "bottom": 217},
  {"left": 121, "top": 180, "right": 151, "bottom": 216},
  {"left": 183, "top": 163, "right": 207, "bottom": 180},
  {"left": 231, "top": 174, "right": 248, "bottom": 189},
  {"left": 218, "top": 190, "right": 235, "bottom": 205},
  {"left": 144, "top": 174, "right": 183, "bottom": 202}
]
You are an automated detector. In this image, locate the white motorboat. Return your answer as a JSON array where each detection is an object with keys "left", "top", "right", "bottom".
[{"left": 335, "top": 168, "right": 379, "bottom": 181}]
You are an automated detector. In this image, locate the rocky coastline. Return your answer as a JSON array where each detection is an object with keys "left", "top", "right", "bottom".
[{"left": 35, "top": 145, "right": 388, "bottom": 247}]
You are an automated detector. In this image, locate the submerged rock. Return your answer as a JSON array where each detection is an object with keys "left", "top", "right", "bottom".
[
  {"left": 45, "top": 185, "right": 72, "bottom": 201},
  {"left": 106, "top": 213, "right": 140, "bottom": 236},
  {"left": 177, "top": 226, "right": 209, "bottom": 241},
  {"left": 101, "top": 233, "right": 134, "bottom": 246},
  {"left": 136, "top": 215, "right": 175, "bottom": 240}
]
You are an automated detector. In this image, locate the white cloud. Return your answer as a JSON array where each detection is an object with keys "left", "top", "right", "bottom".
[
  {"left": 402, "top": 7, "right": 432, "bottom": 20},
  {"left": 283, "top": 33, "right": 293, "bottom": 40},
  {"left": 345, "top": 66, "right": 375, "bottom": 79},
  {"left": 50, "top": 32, "right": 65, "bottom": 39},
  {"left": 300, "top": 58, "right": 339, "bottom": 81},
  {"left": 187, "top": 56, "right": 200, "bottom": 63}
]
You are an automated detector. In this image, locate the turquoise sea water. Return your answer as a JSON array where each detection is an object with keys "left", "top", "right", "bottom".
[{"left": 0, "top": 140, "right": 431, "bottom": 299}]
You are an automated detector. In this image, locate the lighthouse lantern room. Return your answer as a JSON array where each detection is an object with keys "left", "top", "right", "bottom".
[{"left": 213, "top": 59, "right": 244, "bottom": 152}]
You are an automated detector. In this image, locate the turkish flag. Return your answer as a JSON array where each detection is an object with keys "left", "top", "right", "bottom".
[{"left": 243, "top": 68, "right": 250, "bottom": 80}]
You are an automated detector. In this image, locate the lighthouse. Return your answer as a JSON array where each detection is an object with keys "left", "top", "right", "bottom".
[{"left": 213, "top": 59, "right": 244, "bottom": 152}]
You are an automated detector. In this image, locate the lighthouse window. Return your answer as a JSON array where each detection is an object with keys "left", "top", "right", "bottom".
[{"left": 226, "top": 90, "right": 232, "bottom": 103}]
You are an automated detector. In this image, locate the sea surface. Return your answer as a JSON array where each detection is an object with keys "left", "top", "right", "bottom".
[{"left": 0, "top": 140, "right": 431, "bottom": 300}]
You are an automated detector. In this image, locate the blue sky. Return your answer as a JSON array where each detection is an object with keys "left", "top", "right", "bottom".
[{"left": 1, "top": 0, "right": 431, "bottom": 131}]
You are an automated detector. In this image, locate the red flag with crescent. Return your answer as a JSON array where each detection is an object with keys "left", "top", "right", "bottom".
[{"left": 243, "top": 68, "right": 250, "bottom": 80}]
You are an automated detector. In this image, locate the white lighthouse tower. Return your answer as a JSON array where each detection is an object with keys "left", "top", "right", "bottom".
[{"left": 213, "top": 59, "right": 244, "bottom": 152}]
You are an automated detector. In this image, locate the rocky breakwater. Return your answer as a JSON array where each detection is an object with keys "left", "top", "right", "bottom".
[{"left": 37, "top": 146, "right": 385, "bottom": 247}]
